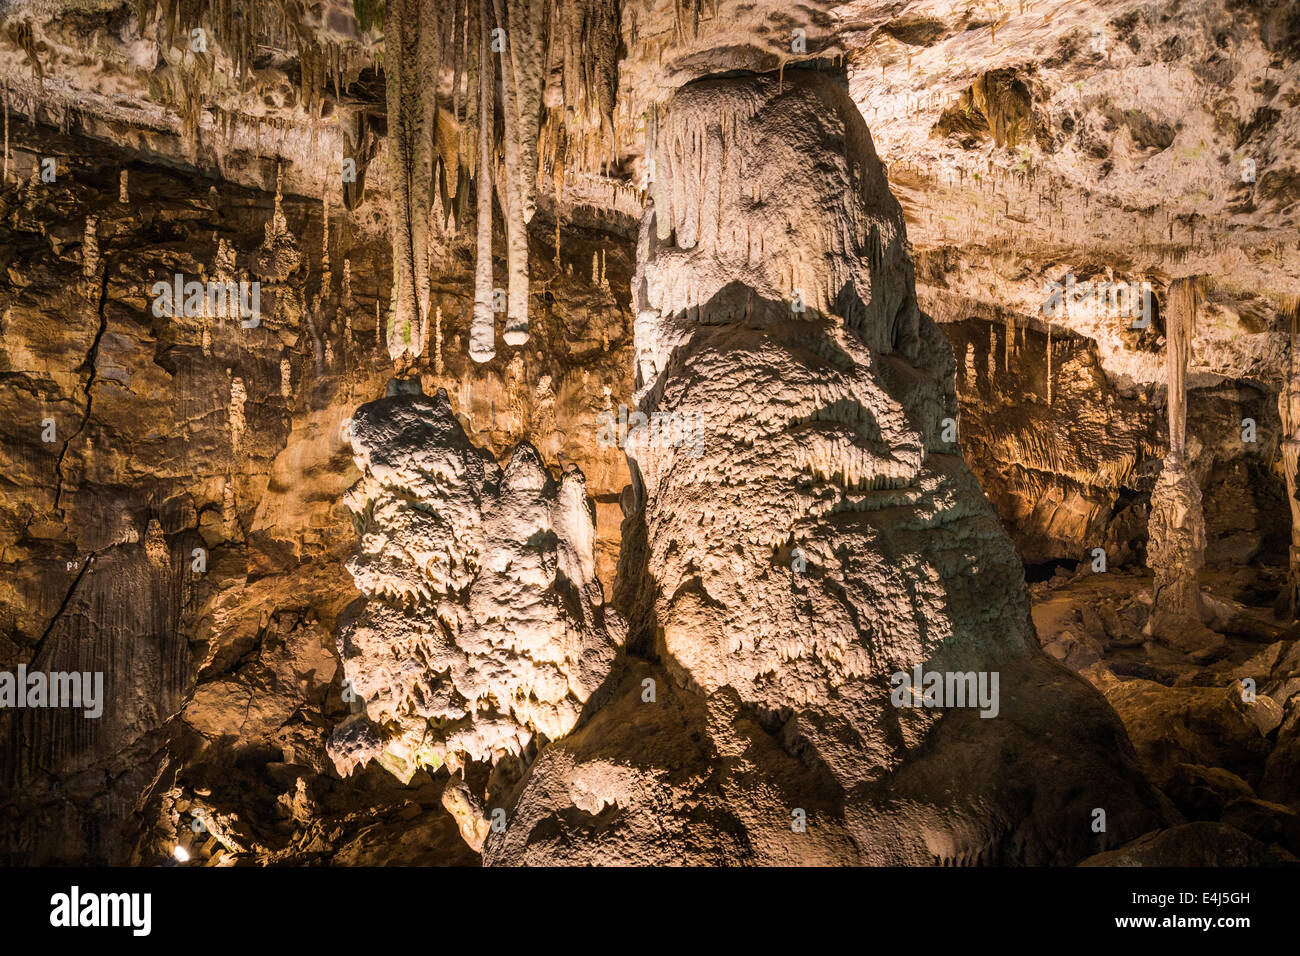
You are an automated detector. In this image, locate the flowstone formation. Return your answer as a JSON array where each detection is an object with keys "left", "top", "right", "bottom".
[
  {"left": 327, "top": 380, "right": 625, "bottom": 800},
  {"left": 485, "top": 69, "right": 1170, "bottom": 865}
]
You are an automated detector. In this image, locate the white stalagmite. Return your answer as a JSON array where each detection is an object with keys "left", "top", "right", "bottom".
[
  {"left": 470, "top": 0, "right": 497, "bottom": 363},
  {"left": 327, "top": 383, "right": 624, "bottom": 788},
  {"left": 488, "top": 69, "right": 1168, "bottom": 867}
]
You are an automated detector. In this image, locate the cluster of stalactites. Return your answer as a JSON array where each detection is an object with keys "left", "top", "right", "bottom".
[
  {"left": 386, "top": 0, "right": 621, "bottom": 366},
  {"left": 639, "top": 72, "right": 918, "bottom": 382},
  {"left": 1278, "top": 298, "right": 1300, "bottom": 616},
  {"left": 536, "top": 0, "right": 621, "bottom": 188},
  {"left": 135, "top": 0, "right": 379, "bottom": 156},
  {"left": 135, "top": 0, "right": 621, "bottom": 369},
  {"left": 382, "top": 0, "right": 538, "bottom": 363}
]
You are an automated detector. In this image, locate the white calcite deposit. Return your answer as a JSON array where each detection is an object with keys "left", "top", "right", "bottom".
[
  {"left": 486, "top": 70, "right": 1171, "bottom": 865},
  {"left": 327, "top": 382, "right": 625, "bottom": 784}
]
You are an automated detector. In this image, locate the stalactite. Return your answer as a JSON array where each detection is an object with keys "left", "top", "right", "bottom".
[
  {"left": 1045, "top": 323, "right": 1052, "bottom": 405},
  {"left": 1165, "top": 279, "right": 1199, "bottom": 458},
  {"left": 385, "top": 0, "right": 440, "bottom": 362},
  {"left": 497, "top": 0, "right": 545, "bottom": 222},
  {"left": 1280, "top": 298, "right": 1300, "bottom": 617},
  {"left": 435, "top": 306, "right": 444, "bottom": 374},
  {"left": 491, "top": 0, "right": 534, "bottom": 346},
  {"left": 3, "top": 81, "right": 10, "bottom": 186},
  {"left": 119, "top": 169, "right": 129, "bottom": 204},
  {"left": 280, "top": 356, "right": 291, "bottom": 399},
  {"left": 470, "top": 0, "right": 497, "bottom": 363}
]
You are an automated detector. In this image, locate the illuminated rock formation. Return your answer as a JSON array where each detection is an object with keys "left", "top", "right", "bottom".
[
  {"left": 486, "top": 70, "right": 1170, "bottom": 865},
  {"left": 3, "top": 0, "right": 1297, "bottom": 870},
  {"left": 1147, "top": 278, "right": 1208, "bottom": 636},
  {"left": 327, "top": 381, "right": 625, "bottom": 787}
]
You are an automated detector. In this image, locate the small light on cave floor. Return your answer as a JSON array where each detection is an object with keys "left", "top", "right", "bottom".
[{"left": 172, "top": 845, "right": 190, "bottom": 863}]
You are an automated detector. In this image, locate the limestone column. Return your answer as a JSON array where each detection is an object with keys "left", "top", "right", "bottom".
[{"left": 1147, "top": 277, "right": 1207, "bottom": 631}]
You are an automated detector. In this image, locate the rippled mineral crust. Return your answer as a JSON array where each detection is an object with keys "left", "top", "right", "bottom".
[
  {"left": 484, "top": 70, "right": 1172, "bottom": 866},
  {"left": 328, "top": 384, "right": 625, "bottom": 784}
]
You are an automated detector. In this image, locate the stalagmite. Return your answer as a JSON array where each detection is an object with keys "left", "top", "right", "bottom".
[
  {"left": 487, "top": 68, "right": 1167, "bottom": 865},
  {"left": 222, "top": 478, "right": 236, "bottom": 534},
  {"left": 326, "top": 383, "right": 624, "bottom": 788},
  {"left": 81, "top": 217, "right": 99, "bottom": 282},
  {"left": 1146, "top": 277, "right": 1207, "bottom": 634},
  {"left": 469, "top": 0, "right": 497, "bottom": 363},
  {"left": 229, "top": 373, "right": 246, "bottom": 454}
]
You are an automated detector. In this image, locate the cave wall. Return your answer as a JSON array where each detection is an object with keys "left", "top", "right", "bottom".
[
  {"left": 937, "top": 315, "right": 1288, "bottom": 573},
  {"left": 0, "top": 119, "right": 636, "bottom": 864}
]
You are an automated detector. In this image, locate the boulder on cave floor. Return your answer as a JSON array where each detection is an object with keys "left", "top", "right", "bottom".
[{"left": 1078, "top": 822, "right": 1286, "bottom": 866}]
